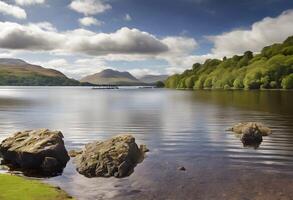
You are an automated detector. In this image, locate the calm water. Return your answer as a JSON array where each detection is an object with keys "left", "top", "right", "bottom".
[{"left": 0, "top": 87, "right": 293, "bottom": 200}]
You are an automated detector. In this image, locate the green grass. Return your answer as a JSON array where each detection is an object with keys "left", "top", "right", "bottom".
[{"left": 0, "top": 174, "right": 74, "bottom": 200}]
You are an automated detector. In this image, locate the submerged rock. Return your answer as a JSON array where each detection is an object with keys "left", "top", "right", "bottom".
[
  {"left": 229, "top": 122, "right": 272, "bottom": 136},
  {"left": 178, "top": 166, "right": 186, "bottom": 171},
  {"left": 74, "top": 134, "right": 146, "bottom": 178},
  {"left": 241, "top": 127, "right": 263, "bottom": 148},
  {"left": 229, "top": 122, "right": 271, "bottom": 148},
  {"left": 0, "top": 129, "right": 69, "bottom": 176}
]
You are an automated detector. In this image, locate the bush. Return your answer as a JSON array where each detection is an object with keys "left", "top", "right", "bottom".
[{"left": 281, "top": 74, "right": 293, "bottom": 89}]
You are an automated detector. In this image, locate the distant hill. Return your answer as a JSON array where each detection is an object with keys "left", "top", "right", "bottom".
[
  {"left": 165, "top": 36, "right": 293, "bottom": 90},
  {"left": 139, "top": 75, "right": 168, "bottom": 84},
  {"left": 80, "top": 69, "right": 145, "bottom": 86},
  {"left": 0, "top": 58, "right": 87, "bottom": 86}
]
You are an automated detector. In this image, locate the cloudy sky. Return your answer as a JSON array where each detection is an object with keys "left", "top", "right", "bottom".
[{"left": 0, "top": 0, "right": 292, "bottom": 79}]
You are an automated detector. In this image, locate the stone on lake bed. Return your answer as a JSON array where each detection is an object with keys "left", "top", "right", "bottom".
[
  {"left": 178, "top": 166, "right": 186, "bottom": 171},
  {"left": 74, "top": 134, "right": 147, "bottom": 178},
  {"left": 0, "top": 129, "right": 70, "bottom": 177}
]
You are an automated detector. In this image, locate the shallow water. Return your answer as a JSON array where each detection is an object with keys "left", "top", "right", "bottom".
[{"left": 0, "top": 87, "right": 293, "bottom": 200}]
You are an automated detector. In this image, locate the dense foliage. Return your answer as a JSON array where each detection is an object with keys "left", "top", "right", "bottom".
[
  {"left": 155, "top": 81, "right": 165, "bottom": 88},
  {"left": 165, "top": 36, "right": 293, "bottom": 90}
]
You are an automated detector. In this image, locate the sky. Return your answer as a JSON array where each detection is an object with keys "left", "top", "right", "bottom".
[{"left": 0, "top": 0, "right": 292, "bottom": 79}]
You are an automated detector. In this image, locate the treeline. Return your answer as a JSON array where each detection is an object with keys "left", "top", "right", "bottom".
[
  {"left": 0, "top": 74, "right": 93, "bottom": 86},
  {"left": 165, "top": 36, "right": 293, "bottom": 89}
]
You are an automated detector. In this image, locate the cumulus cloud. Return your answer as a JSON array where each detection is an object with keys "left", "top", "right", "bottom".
[
  {"left": 0, "top": 1, "right": 27, "bottom": 19},
  {"left": 158, "top": 36, "right": 200, "bottom": 72},
  {"left": 15, "top": 0, "right": 46, "bottom": 6},
  {"left": 69, "top": 0, "right": 111, "bottom": 15},
  {"left": 124, "top": 14, "right": 132, "bottom": 21},
  {"left": 79, "top": 17, "right": 103, "bottom": 26},
  {"left": 0, "top": 22, "right": 62, "bottom": 50},
  {"left": 209, "top": 9, "right": 293, "bottom": 57},
  {"left": 0, "top": 22, "right": 169, "bottom": 55},
  {"left": 67, "top": 27, "right": 169, "bottom": 55}
]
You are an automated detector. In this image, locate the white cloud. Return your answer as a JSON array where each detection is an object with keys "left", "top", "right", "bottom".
[
  {"left": 128, "top": 68, "right": 161, "bottom": 78},
  {"left": 161, "top": 36, "right": 198, "bottom": 56},
  {"left": 0, "top": 22, "right": 62, "bottom": 50},
  {"left": 45, "top": 58, "right": 69, "bottom": 68},
  {"left": 209, "top": 9, "right": 293, "bottom": 57},
  {"left": 0, "top": 23, "right": 170, "bottom": 56},
  {"left": 157, "top": 36, "right": 200, "bottom": 72},
  {"left": 0, "top": 1, "right": 27, "bottom": 19},
  {"left": 32, "top": 57, "right": 109, "bottom": 79},
  {"left": 124, "top": 14, "right": 132, "bottom": 21},
  {"left": 67, "top": 27, "right": 169, "bottom": 55},
  {"left": 69, "top": 0, "right": 111, "bottom": 15},
  {"left": 79, "top": 17, "right": 103, "bottom": 26},
  {"left": 15, "top": 0, "right": 46, "bottom": 6}
]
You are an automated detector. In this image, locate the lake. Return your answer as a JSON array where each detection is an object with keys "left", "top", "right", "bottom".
[{"left": 0, "top": 87, "right": 293, "bottom": 200}]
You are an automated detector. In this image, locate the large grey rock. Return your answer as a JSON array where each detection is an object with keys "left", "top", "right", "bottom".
[
  {"left": 74, "top": 134, "right": 146, "bottom": 178},
  {"left": 0, "top": 129, "right": 69, "bottom": 176}
]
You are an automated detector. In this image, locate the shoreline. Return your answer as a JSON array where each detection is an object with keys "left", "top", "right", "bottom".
[{"left": 0, "top": 173, "right": 74, "bottom": 200}]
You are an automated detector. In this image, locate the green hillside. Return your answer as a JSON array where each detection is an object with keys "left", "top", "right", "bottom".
[
  {"left": 0, "top": 59, "right": 90, "bottom": 86},
  {"left": 165, "top": 36, "right": 293, "bottom": 90},
  {"left": 80, "top": 69, "right": 145, "bottom": 86}
]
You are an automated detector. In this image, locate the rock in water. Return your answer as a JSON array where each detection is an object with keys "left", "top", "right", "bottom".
[
  {"left": 74, "top": 135, "right": 145, "bottom": 178},
  {"left": 0, "top": 129, "right": 69, "bottom": 176},
  {"left": 230, "top": 122, "right": 272, "bottom": 136},
  {"left": 229, "top": 122, "right": 271, "bottom": 148},
  {"left": 241, "top": 127, "right": 263, "bottom": 147}
]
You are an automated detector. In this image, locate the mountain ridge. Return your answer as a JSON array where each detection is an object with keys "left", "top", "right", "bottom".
[
  {"left": 0, "top": 58, "right": 88, "bottom": 86},
  {"left": 80, "top": 69, "right": 145, "bottom": 86}
]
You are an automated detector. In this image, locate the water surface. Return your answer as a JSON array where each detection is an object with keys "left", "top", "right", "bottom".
[{"left": 0, "top": 87, "right": 293, "bottom": 200}]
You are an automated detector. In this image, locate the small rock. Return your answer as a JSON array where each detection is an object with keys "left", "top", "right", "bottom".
[{"left": 178, "top": 166, "right": 186, "bottom": 171}]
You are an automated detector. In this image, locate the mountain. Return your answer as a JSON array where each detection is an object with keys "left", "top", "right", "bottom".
[
  {"left": 0, "top": 58, "right": 85, "bottom": 86},
  {"left": 80, "top": 69, "right": 144, "bottom": 86},
  {"left": 139, "top": 75, "right": 168, "bottom": 84},
  {"left": 165, "top": 36, "right": 293, "bottom": 90}
]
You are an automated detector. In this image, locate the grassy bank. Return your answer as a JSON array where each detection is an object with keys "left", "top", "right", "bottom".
[{"left": 0, "top": 174, "right": 74, "bottom": 200}]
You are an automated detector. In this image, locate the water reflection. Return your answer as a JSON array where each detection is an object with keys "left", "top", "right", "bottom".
[{"left": 0, "top": 87, "right": 293, "bottom": 199}]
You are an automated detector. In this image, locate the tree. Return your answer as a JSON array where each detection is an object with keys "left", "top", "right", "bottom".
[
  {"left": 155, "top": 81, "right": 165, "bottom": 88},
  {"left": 281, "top": 74, "right": 293, "bottom": 89}
]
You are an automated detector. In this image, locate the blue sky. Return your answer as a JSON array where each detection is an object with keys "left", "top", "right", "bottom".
[{"left": 0, "top": 0, "right": 292, "bottom": 78}]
